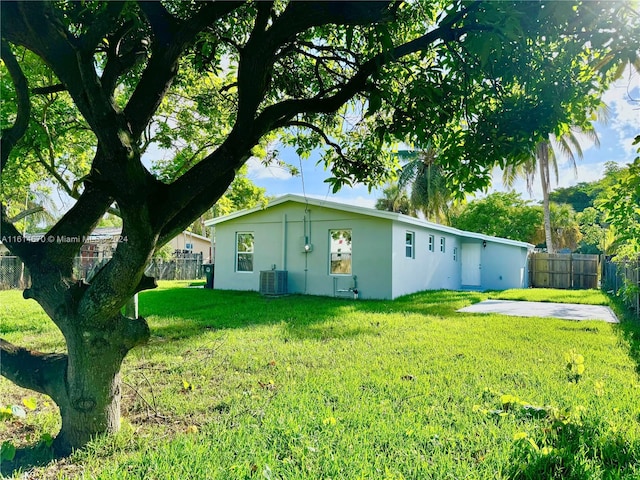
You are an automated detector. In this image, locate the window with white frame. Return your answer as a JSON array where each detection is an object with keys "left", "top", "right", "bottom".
[
  {"left": 440, "top": 237, "right": 446, "bottom": 253},
  {"left": 405, "top": 231, "right": 415, "bottom": 258},
  {"left": 428, "top": 234, "right": 435, "bottom": 252},
  {"left": 453, "top": 247, "right": 458, "bottom": 261},
  {"left": 236, "top": 232, "right": 254, "bottom": 272},
  {"left": 329, "top": 229, "right": 352, "bottom": 274}
]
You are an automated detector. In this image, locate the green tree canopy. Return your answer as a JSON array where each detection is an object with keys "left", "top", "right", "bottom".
[
  {"left": 549, "top": 182, "right": 598, "bottom": 213},
  {"left": 576, "top": 206, "right": 609, "bottom": 254},
  {"left": 450, "top": 192, "right": 543, "bottom": 243},
  {"left": 395, "top": 147, "right": 453, "bottom": 223},
  {"left": 534, "top": 202, "right": 582, "bottom": 252},
  {"left": 597, "top": 136, "right": 640, "bottom": 258},
  {"left": 1, "top": 0, "right": 638, "bottom": 453}
]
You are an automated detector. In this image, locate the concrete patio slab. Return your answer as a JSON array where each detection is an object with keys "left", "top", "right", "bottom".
[{"left": 458, "top": 300, "right": 619, "bottom": 323}]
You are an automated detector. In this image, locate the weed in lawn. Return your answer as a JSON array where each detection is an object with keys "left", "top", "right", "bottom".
[{"left": 565, "top": 350, "right": 586, "bottom": 383}]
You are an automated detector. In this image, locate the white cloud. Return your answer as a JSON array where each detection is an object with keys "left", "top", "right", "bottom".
[
  {"left": 560, "top": 163, "right": 605, "bottom": 186},
  {"left": 281, "top": 192, "right": 379, "bottom": 209},
  {"left": 326, "top": 194, "right": 379, "bottom": 209},
  {"left": 602, "top": 67, "right": 640, "bottom": 128},
  {"left": 245, "top": 157, "right": 296, "bottom": 181},
  {"left": 601, "top": 66, "right": 640, "bottom": 157},
  {"left": 490, "top": 161, "right": 604, "bottom": 203}
]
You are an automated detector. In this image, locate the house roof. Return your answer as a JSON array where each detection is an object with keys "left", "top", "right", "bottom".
[
  {"left": 204, "top": 194, "right": 534, "bottom": 250},
  {"left": 174, "top": 230, "right": 211, "bottom": 242}
]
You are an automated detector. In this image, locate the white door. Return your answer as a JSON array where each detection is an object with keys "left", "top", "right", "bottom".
[{"left": 461, "top": 243, "right": 481, "bottom": 286}]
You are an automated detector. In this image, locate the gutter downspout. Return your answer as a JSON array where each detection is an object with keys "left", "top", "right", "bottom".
[
  {"left": 303, "top": 210, "right": 311, "bottom": 294},
  {"left": 282, "top": 214, "right": 287, "bottom": 270}
]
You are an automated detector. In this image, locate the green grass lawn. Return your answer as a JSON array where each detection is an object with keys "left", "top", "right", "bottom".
[{"left": 1, "top": 284, "right": 640, "bottom": 479}]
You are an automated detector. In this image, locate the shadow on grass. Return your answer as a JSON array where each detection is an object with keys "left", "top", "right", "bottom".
[
  {"left": 608, "top": 294, "right": 640, "bottom": 377},
  {"left": 496, "top": 293, "right": 640, "bottom": 480},
  {"left": 0, "top": 443, "right": 57, "bottom": 478},
  {"left": 507, "top": 418, "right": 639, "bottom": 480},
  {"left": 139, "top": 288, "right": 486, "bottom": 343}
]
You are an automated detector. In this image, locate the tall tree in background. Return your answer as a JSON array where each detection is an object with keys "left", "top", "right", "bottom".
[
  {"left": 450, "top": 192, "right": 543, "bottom": 243},
  {"left": 531, "top": 202, "right": 582, "bottom": 251},
  {"left": 502, "top": 126, "right": 600, "bottom": 253},
  {"left": 598, "top": 136, "right": 640, "bottom": 258},
  {"left": 1, "top": 0, "right": 636, "bottom": 452},
  {"left": 375, "top": 182, "right": 416, "bottom": 216},
  {"left": 395, "top": 147, "right": 453, "bottom": 223}
]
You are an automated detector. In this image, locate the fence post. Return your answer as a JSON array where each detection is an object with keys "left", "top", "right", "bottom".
[
  {"left": 124, "top": 294, "right": 138, "bottom": 319},
  {"left": 570, "top": 253, "right": 573, "bottom": 289}
]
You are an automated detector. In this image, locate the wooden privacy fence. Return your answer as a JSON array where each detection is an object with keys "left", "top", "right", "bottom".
[
  {"left": 529, "top": 253, "right": 600, "bottom": 289},
  {"left": 602, "top": 256, "right": 640, "bottom": 319}
]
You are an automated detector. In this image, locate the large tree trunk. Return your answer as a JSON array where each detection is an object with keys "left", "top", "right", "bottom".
[
  {"left": 1, "top": 309, "right": 150, "bottom": 455},
  {"left": 53, "top": 334, "right": 126, "bottom": 454},
  {"left": 55, "top": 309, "right": 150, "bottom": 453},
  {"left": 55, "top": 372, "right": 123, "bottom": 455}
]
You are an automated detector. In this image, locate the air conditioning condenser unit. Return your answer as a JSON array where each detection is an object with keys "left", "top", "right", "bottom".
[{"left": 259, "top": 270, "right": 288, "bottom": 295}]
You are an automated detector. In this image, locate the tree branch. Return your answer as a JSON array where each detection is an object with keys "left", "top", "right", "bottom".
[
  {"left": 0, "top": 339, "right": 67, "bottom": 397},
  {"left": 115, "top": 315, "right": 151, "bottom": 350},
  {"left": 8, "top": 206, "right": 44, "bottom": 223},
  {"left": 99, "top": 20, "right": 146, "bottom": 96},
  {"left": 253, "top": 22, "right": 460, "bottom": 134},
  {"left": 137, "top": 1, "right": 179, "bottom": 46},
  {"left": 125, "top": 1, "right": 244, "bottom": 138},
  {"left": 272, "top": 1, "right": 395, "bottom": 35},
  {"left": 152, "top": 2, "right": 399, "bottom": 234},
  {"left": 142, "top": 1, "right": 478, "bottom": 249},
  {"left": 1, "top": 1, "right": 129, "bottom": 152},
  {"left": 44, "top": 181, "right": 114, "bottom": 263},
  {"left": 286, "top": 120, "right": 349, "bottom": 162},
  {"left": 31, "top": 84, "right": 67, "bottom": 95},
  {"left": 1, "top": 39, "right": 31, "bottom": 172},
  {"left": 0, "top": 205, "right": 36, "bottom": 260},
  {"left": 78, "top": 1, "right": 126, "bottom": 52},
  {"left": 134, "top": 275, "right": 157, "bottom": 295},
  {"left": 254, "top": 1, "right": 274, "bottom": 34},
  {"left": 157, "top": 169, "right": 235, "bottom": 247}
]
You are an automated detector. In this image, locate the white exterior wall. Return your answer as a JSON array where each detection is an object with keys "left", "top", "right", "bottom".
[
  {"left": 481, "top": 241, "right": 531, "bottom": 290},
  {"left": 212, "top": 202, "right": 394, "bottom": 299},
  {"left": 391, "top": 222, "right": 461, "bottom": 298},
  {"left": 209, "top": 195, "right": 533, "bottom": 299}
]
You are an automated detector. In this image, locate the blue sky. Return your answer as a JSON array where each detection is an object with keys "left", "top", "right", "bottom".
[
  {"left": 46, "top": 67, "right": 638, "bottom": 216},
  {"left": 245, "top": 68, "right": 639, "bottom": 209}
]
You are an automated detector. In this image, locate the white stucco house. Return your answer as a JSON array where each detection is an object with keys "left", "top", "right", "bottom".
[{"left": 204, "top": 194, "right": 534, "bottom": 300}]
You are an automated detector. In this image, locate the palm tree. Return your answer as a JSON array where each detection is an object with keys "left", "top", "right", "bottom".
[
  {"left": 503, "top": 125, "right": 600, "bottom": 253},
  {"left": 7, "top": 189, "right": 57, "bottom": 234},
  {"left": 396, "top": 145, "right": 453, "bottom": 224},
  {"left": 532, "top": 202, "right": 583, "bottom": 251},
  {"left": 375, "top": 183, "right": 416, "bottom": 216}
]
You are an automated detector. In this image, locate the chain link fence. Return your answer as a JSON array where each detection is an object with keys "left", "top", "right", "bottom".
[
  {"left": 0, "top": 256, "right": 30, "bottom": 290},
  {"left": 145, "top": 255, "right": 204, "bottom": 281},
  {"left": 0, "top": 254, "right": 204, "bottom": 290}
]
